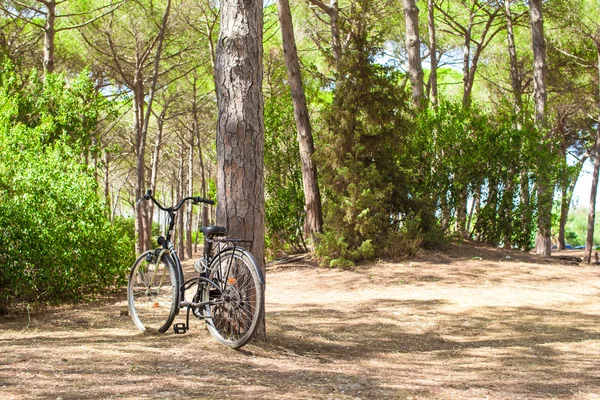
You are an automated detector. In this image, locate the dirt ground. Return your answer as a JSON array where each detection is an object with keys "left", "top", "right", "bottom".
[{"left": 1, "top": 242, "right": 600, "bottom": 400}]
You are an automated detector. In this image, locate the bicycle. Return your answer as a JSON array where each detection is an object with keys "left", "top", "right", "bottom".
[{"left": 127, "top": 189, "right": 265, "bottom": 349}]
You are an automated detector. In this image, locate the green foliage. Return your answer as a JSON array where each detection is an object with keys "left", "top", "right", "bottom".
[
  {"left": 316, "top": 19, "right": 440, "bottom": 262},
  {"left": 263, "top": 51, "right": 309, "bottom": 257},
  {"left": 562, "top": 207, "right": 600, "bottom": 247},
  {"left": 0, "top": 65, "right": 134, "bottom": 305}
]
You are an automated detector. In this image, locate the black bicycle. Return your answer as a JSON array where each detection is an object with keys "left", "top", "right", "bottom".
[{"left": 127, "top": 190, "right": 264, "bottom": 349}]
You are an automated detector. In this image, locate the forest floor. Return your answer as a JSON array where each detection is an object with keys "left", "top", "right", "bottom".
[{"left": 1, "top": 242, "right": 600, "bottom": 399}]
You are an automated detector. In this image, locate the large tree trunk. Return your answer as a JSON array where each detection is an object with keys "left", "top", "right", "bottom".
[
  {"left": 216, "top": 0, "right": 265, "bottom": 337},
  {"left": 530, "top": 0, "right": 551, "bottom": 256},
  {"left": 426, "top": 0, "right": 437, "bottom": 108},
  {"left": 402, "top": 0, "right": 424, "bottom": 108},
  {"left": 276, "top": 0, "right": 323, "bottom": 244}
]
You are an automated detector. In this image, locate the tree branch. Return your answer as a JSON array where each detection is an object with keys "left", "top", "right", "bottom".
[{"left": 56, "top": 1, "right": 124, "bottom": 32}]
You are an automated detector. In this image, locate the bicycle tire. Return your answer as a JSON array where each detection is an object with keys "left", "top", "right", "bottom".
[
  {"left": 128, "top": 251, "right": 179, "bottom": 333},
  {"left": 202, "top": 247, "right": 264, "bottom": 348}
]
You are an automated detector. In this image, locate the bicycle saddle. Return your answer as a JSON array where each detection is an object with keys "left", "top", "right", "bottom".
[{"left": 200, "top": 226, "right": 227, "bottom": 237}]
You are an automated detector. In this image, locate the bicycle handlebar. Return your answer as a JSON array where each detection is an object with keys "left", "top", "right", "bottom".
[{"left": 140, "top": 189, "right": 214, "bottom": 212}]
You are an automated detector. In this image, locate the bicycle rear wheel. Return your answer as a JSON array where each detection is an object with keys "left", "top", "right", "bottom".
[
  {"left": 203, "top": 248, "right": 264, "bottom": 348},
  {"left": 128, "top": 251, "right": 179, "bottom": 333}
]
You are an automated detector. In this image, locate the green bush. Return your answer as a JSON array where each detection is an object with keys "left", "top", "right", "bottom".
[{"left": 0, "top": 64, "right": 134, "bottom": 305}]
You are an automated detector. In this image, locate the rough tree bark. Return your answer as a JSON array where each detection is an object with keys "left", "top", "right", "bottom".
[
  {"left": 276, "top": 0, "right": 323, "bottom": 244},
  {"left": 530, "top": 0, "right": 551, "bottom": 256},
  {"left": 402, "top": 0, "right": 424, "bottom": 108},
  {"left": 216, "top": 0, "right": 266, "bottom": 337}
]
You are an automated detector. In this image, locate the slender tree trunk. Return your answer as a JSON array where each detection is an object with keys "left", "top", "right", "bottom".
[
  {"left": 216, "top": 0, "right": 266, "bottom": 337},
  {"left": 530, "top": 0, "right": 551, "bottom": 256},
  {"left": 134, "top": 81, "right": 149, "bottom": 253},
  {"left": 276, "top": 0, "right": 323, "bottom": 244},
  {"left": 440, "top": 191, "right": 450, "bottom": 233},
  {"left": 185, "top": 141, "right": 194, "bottom": 259},
  {"left": 461, "top": 14, "right": 474, "bottom": 108},
  {"left": 502, "top": 172, "right": 515, "bottom": 249},
  {"left": 558, "top": 182, "right": 569, "bottom": 250},
  {"left": 427, "top": 0, "right": 437, "bottom": 108},
  {"left": 196, "top": 128, "right": 209, "bottom": 228},
  {"left": 584, "top": 45, "right": 600, "bottom": 264},
  {"left": 329, "top": 0, "right": 342, "bottom": 69},
  {"left": 177, "top": 145, "right": 185, "bottom": 260},
  {"left": 307, "top": 0, "right": 342, "bottom": 71},
  {"left": 402, "top": 0, "right": 424, "bottom": 108},
  {"left": 456, "top": 186, "right": 468, "bottom": 238},
  {"left": 103, "top": 151, "right": 111, "bottom": 217},
  {"left": 504, "top": 0, "right": 522, "bottom": 118},
  {"left": 43, "top": 0, "right": 56, "bottom": 74},
  {"left": 585, "top": 132, "right": 600, "bottom": 264},
  {"left": 148, "top": 114, "right": 165, "bottom": 233},
  {"left": 466, "top": 185, "right": 480, "bottom": 238},
  {"left": 520, "top": 168, "right": 532, "bottom": 249}
]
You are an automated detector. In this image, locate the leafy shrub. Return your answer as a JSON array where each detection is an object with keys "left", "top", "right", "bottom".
[{"left": 0, "top": 64, "right": 134, "bottom": 305}]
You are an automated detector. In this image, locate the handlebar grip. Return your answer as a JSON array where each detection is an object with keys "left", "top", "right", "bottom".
[
  {"left": 195, "top": 197, "right": 214, "bottom": 205},
  {"left": 144, "top": 189, "right": 153, "bottom": 200}
]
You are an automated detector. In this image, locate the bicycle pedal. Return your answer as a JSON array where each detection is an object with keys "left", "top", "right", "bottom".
[{"left": 173, "top": 323, "right": 188, "bottom": 334}]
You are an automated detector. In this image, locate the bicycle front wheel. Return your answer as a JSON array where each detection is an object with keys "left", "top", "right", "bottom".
[
  {"left": 203, "top": 248, "right": 264, "bottom": 349},
  {"left": 128, "top": 251, "right": 179, "bottom": 333}
]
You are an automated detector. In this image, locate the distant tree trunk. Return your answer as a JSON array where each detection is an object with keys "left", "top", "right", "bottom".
[
  {"left": 103, "top": 151, "right": 111, "bottom": 217},
  {"left": 133, "top": 82, "right": 150, "bottom": 253},
  {"left": 402, "top": 0, "right": 424, "bottom": 108},
  {"left": 520, "top": 168, "right": 532, "bottom": 249},
  {"left": 440, "top": 191, "right": 450, "bottom": 233},
  {"left": 177, "top": 145, "right": 185, "bottom": 259},
  {"left": 307, "top": 0, "right": 342, "bottom": 70},
  {"left": 216, "top": 0, "right": 265, "bottom": 337},
  {"left": 530, "top": 0, "right": 551, "bottom": 256},
  {"left": 43, "top": 0, "right": 56, "bottom": 74},
  {"left": 584, "top": 45, "right": 600, "bottom": 264},
  {"left": 504, "top": 0, "right": 522, "bottom": 119},
  {"left": 502, "top": 172, "right": 515, "bottom": 249},
  {"left": 148, "top": 111, "right": 166, "bottom": 233},
  {"left": 276, "top": 0, "right": 323, "bottom": 244},
  {"left": 455, "top": 185, "right": 468, "bottom": 238},
  {"left": 585, "top": 127, "right": 600, "bottom": 264},
  {"left": 196, "top": 128, "right": 209, "bottom": 228},
  {"left": 426, "top": 0, "right": 437, "bottom": 108}
]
